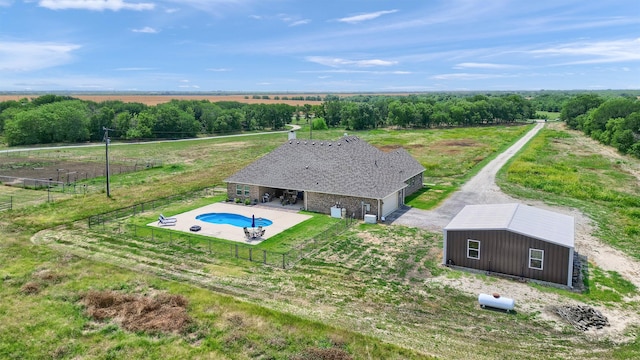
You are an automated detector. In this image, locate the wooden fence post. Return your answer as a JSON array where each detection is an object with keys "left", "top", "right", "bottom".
[
  {"left": 263, "top": 250, "right": 266, "bottom": 264},
  {"left": 282, "top": 254, "right": 286, "bottom": 269},
  {"left": 235, "top": 244, "right": 238, "bottom": 258},
  {"left": 249, "top": 248, "right": 252, "bottom": 262}
]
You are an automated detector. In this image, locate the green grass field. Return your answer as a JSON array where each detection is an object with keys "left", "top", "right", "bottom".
[{"left": 2, "top": 122, "right": 640, "bottom": 359}]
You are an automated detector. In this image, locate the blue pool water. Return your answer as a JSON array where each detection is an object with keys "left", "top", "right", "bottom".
[{"left": 195, "top": 213, "right": 273, "bottom": 228}]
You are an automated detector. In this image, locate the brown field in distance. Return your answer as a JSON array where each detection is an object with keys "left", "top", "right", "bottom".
[
  {"left": 0, "top": 93, "right": 409, "bottom": 106},
  {"left": 0, "top": 94, "right": 334, "bottom": 106}
]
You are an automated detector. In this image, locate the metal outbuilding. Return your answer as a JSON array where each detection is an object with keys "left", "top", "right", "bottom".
[{"left": 443, "top": 203, "right": 575, "bottom": 287}]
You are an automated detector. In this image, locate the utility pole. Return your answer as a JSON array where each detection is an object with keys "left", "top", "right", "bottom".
[{"left": 103, "top": 127, "right": 114, "bottom": 197}]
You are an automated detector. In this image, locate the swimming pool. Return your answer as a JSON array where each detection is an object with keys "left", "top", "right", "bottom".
[{"left": 195, "top": 213, "right": 273, "bottom": 228}]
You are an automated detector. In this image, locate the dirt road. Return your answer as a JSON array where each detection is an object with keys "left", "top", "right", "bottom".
[{"left": 388, "top": 121, "right": 544, "bottom": 230}]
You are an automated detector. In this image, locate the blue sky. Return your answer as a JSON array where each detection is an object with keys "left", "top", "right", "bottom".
[{"left": 0, "top": 0, "right": 639, "bottom": 92}]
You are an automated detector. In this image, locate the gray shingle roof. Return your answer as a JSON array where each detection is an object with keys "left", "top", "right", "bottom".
[
  {"left": 444, "top": 203, "right": 575, "bottom": 248},
  {"left": 225, "top": 136, "right": 425, "bottom": 199}
]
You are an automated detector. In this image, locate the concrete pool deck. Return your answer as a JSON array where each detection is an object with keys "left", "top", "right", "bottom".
[{"left": 147, "top": 202, "right": 312, "bottom": 244}]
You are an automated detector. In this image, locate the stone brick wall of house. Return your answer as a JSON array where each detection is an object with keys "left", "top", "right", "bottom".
[
  {"left": 404, "top": 173, "right": 423, "bottom": 196},
  {"left": 306, "top": 192, "right": 378, "bottom": 219},
  {"left": 227, "top": 183, "right": 261, "bottom": 203}
]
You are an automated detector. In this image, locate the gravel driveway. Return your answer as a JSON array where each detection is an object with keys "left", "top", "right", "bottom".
[{"left": 386, "top": 121, "right": 545, "bottom": 230}]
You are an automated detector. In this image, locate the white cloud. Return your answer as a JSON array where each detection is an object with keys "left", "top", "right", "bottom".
[
  {"left": 38, "top": 0, "right": 155, "bottom": 11},
  {"left": 132, "top": 26, "right": 158, "bottom": 33},
  {"left": 337, "top": 9, "right": 398, "bottom": 24},
  {"left": 206, "top": 68, "right": 231, "bottom": 72},
  {"left": 301, "top": 69, "right": 411, "bottom": 75},
  {"left": 431, "top": 73, "right": 507, "bottom": 80},
  {"left": 454, "top": 62, "right": 521, "bottom": 70},
  {"left": 530, "top": 38, "right": 640, "bottom": 65},
  {"left": 0, "top": 0, "right": 12, "bottom": 7},
  {"left": 289, "top": 19, "right": 310, "bottom": 27},
  {"left": 0, "top": 41, "right": 80, "bottom": 72},
  {"left": 306, "top": 56, "right": 397, "bottom": 67}
]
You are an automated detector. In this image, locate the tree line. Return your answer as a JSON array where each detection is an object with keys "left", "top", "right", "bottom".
[
  {"left": 561, "top": 94, "right": 640, "bottom": 157},
  {"left": 0, "top": 92, "right": 638, "bottom": 159},
  {"left": 0, "top": 95, "right": 294, "bottom": 146}
]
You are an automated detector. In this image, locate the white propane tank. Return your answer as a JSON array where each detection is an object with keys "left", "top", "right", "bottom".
[{"left": 478, "top": 293, "right": 515, "bottom": 312}]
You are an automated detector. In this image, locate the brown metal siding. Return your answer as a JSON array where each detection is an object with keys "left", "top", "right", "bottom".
[{"left": 446, "top": 230, "right": 570, "bottom": 285}]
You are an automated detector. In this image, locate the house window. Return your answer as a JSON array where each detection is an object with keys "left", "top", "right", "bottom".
[
  {"left": 236, "top": 184, "right": 251, "bottom": 196},
  {"left": 529, "top": 249, "right": 544, "bottom": 270},
  {"left": 467, "top": 239, "right": 480, "bottom": 260}
]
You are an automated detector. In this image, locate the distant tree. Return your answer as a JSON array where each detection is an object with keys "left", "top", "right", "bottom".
[
  {"left": 323, "top": 95, "right": 342, "bottom": 127},
  {"left": 560, "top": 94, "right": 604, "bottom": 130},
  {"left": 312, "top": 117, "right": 328, "bottom": 130},
  {"left": 4, "top": 100, "right": 90, "bottom": 145},
  {"left": 89, "top": 106, "right": 115, "bottom": 141}
]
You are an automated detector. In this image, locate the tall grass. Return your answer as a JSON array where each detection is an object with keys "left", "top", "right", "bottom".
[{"left": 498, "top": 127, "right": 640, "bottom": 259}]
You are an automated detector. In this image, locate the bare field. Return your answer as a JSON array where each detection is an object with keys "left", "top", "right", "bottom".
[
  {"left": 0, "top": 94, "right": 347, "bottom": 106},
  {"left": 0, "top": 93, "right": 412, "bottom": 106}
]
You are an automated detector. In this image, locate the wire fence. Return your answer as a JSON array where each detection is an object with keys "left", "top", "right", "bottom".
[
  {"left": 87, "top": 187, "right": 221, "bottom": 227},
  {"left": 86, "top": 189, "right": 357, "bottom": 269},
  {"left": 0, "top": 157, "right": 164, "bottom": 209},
  {"left": 284, "top": 216, "right": 356, "bottom": 268},
  {"left": 99, "top": 222, "right": 289, "bottom": 268}
]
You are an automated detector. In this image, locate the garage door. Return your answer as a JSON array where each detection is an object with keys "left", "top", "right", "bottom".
[{"left": 382, "top": 191, "right": 399, "bottom": 217}]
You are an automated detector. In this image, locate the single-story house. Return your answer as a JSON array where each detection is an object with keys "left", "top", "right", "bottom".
[
  {"left": 224, "top": 136, "right": 425, "bottom": 221},
  {"left": 443, "top": 203, "right": 575, "bottom": 287}
]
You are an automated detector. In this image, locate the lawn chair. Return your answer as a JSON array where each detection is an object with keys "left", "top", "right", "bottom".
[
  {"left": 259, "top": 228, "right": 266, "bottom": 237},
  {"left": 158, "top": 217, "right": 176, "bottom": 226},
  {"left": 159, "top": 214, "right": 177, "bottom": 222},
  {"left": 243, "top": 227, "right": 251, "bottom": 240}
]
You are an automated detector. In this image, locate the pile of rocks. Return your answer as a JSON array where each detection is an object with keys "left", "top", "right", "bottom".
[{"left": 550, "top": 305, "right": 610, "bottom": 331}]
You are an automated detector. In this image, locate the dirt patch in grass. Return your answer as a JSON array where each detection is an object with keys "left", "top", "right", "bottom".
[
  {"left": 0, "top": 157, "right": 136, "bottom": 184},
  {"left": 20, "top": 281, "right": 41, "bottom": 294},
  {"left": 429, "top": 139, "right": 481, "bottom": 155},
  {"left": 378, "top": 143, "right": 426, "bottom": 152},
  {"left": 82, "top": 290, "right": 191, "bottom": 333},
  {"left": 292, "top": 347, "right": 353, "bottom": 360}
]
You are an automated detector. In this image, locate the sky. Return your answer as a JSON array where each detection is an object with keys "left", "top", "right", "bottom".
[{"left": 0, "top": 0, "right": 639, "bottom": 92}]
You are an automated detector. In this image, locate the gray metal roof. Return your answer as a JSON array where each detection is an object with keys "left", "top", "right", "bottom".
[
  {"left": 444, "top": 203, "right": 575, "bottom": 248},
  {"left": 225, "top": 136, "right": 425, "bottom": 199}
]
